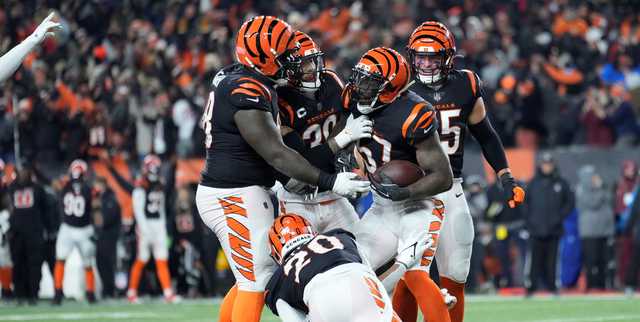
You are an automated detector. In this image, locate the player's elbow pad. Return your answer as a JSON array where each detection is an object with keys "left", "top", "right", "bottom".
[{"left": 468, "top": 117, "right": 508, "bottom": 172}]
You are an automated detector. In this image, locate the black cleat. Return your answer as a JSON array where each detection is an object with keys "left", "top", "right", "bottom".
[
  {"left": 1, "top": 288, "right": 14, "bottom": 301},
  {"left": 52, "top": 289, "right": 63, "bottom": 306},
  {"left": 86, "top": 291, "right": 97, "bottom": 304}
]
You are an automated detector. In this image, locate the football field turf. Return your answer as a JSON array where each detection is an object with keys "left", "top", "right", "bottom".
[{"left": 1, "top": 295, "right": 639, "bottom": 322}]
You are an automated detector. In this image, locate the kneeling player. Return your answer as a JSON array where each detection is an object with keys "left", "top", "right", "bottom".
[
  {"left": 343, "top": 47, "right": 454, "bottom": 322},
  {"left": 53, "top": 160, "right": 97, "bottom": 304},
  {"left": 266, "top": 214, "right": 432, "bottom": 322}
]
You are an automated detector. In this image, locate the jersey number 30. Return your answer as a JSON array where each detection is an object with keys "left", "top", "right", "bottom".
[{"left": 283, "top": 235, "right": 344, "bottom": 283}]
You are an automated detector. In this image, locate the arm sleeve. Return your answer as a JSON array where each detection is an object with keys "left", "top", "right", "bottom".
[
  {"left": 132, "top": 188, "right": 148, "bottom": 233},
  {"left": 275, "top": 299, "right": 307, "bottom": 322},
  {"left": 468, "top": 117, "right": 509, "bottom": 173},
  {"left": 0, "top": 37, "right": 38, "bottom": 83},
  {"left": 107, "top": 164, "right": 134, "bottom": 194}
]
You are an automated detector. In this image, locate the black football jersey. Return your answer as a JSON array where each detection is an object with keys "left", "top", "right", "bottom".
[
  {"left": 265, "top": 229, "right": 362, "bottom": 315},
  {"left": 349, "top": 90, "right": 438, "bottom": 174},
  {"left": 409, "top": 69, "right": 484, "bottom": 177},
  {"left": 200, "top": 64, "right": 280, "bottom": 188},
  {"left": 61, "top": 181, "right": 93, "bottom": 227},
  {"left": 143, "top": 184, "right": 165, "bottom": 219},
  {"left": 277, "top": 70, "right": 345, "bottom": 174}
]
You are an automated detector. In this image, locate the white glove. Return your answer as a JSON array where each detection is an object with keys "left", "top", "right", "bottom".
[
  {"left": 395, "top": 231, "right": 434, "bottom": 269},
  {"left": 28, "top": 12, "right": 62, "bottom": 44},
  {"left": 441, "top": 288, "right": 458, "bottom": 309},
  {"left": 331, "top": 172, "right": 370, "bottom": 198},
  {"left": 334, "top": 114, "right": 373, "bottom": 148}
]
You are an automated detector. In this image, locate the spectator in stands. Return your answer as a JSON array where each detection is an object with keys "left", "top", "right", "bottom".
[
  {"left": 605, "top": 85, "right": 640, "bottom": 146},
  {"left": 524, "top": 153, "right": 575, "bottom": 296},
  {"left": 580, "top": 86, "right": 614, "bottom": 147},
  {"left": 93, "top": 176, "right": 121, "bottom": 299},
  {"left": 576, "top": 165, "right": 614, "bottom": 291}
]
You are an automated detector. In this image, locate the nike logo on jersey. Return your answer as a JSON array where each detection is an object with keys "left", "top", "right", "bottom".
[
  {"left": 455, "top": 192, "right": 463, "bottom": 198},
  {"left": 246, "top": 97, "right": 260, "bottom": 103}
]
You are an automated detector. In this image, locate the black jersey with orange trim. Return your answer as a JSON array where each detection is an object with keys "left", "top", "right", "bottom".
[
  {"left": 61, "top": 181, "right": 93, "bottom": 227},
  {"left": 200, "top": 64, "right": 279, "bottom": 188},
  {"left": 348, "top": 90, "right": 438, "bottom": 174},
  {"left": 409, "top": 69, "right": 484, "bottom": 177},
  {"left": 276, "top": 70, "right": 345, "bottom": 174},
  {"left": 265, "top": 229, "right": 362, "bottom": 315}
]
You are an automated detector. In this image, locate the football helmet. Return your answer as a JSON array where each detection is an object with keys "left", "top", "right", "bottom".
[
  {"left": 235, "top": 16, "right": 301, "bottom": 80},
  {"left": 268, "top": 214, "right": 316, "bottom": 264},
  {"left": 69, "top": 159, "right": 88, "bottom": 180},
  {"left": 406, "top": 21, "right": 456, "bottom": 85},
  {"left": 289, "top": 31, "right": 324, "bottom": 91},
  {"left": 344, "top": 47, "right": 410, "bottom": 114},
  {"left": 142, "top": 154, "right": 161, "bottom": 183}
]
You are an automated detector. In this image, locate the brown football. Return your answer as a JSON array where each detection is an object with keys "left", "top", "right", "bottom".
[{"left": 372, "top": 160, "right": 425, "bottom": 187}]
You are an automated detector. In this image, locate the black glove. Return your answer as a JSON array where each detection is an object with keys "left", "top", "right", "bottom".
[
  {"left": 368, "top": 172, "right": 410, "bottom": 201},
  {"left": 499, "top": 172, "right": 525, "bottom": 208}
]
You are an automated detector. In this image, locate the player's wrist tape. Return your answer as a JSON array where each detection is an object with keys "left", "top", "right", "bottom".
[{"left": 317, "top": 172, "right": 336, "bottom": 191}]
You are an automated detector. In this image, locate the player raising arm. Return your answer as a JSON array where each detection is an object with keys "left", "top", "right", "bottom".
[{"left": 0, "top": 12, "right": 61, "bottom": 83}]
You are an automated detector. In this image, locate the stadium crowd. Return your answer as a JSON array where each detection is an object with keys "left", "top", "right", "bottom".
[{"left": 0, "top": 0, "right": 640, "bottom": 304}]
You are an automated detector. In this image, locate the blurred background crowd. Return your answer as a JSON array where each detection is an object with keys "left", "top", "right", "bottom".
[{"left": 0, "top": 0, "right": 640, "bottom": 303}]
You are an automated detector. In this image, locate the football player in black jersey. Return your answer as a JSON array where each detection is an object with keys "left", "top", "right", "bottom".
[
  {"left": 404, "top": 21, "right": 526, "bottom": 322},
  {"left": 275, "top": 31, "right": 372, "bottom": 232},
  {"left": 342, "top": 47, "right": 455, "bottom": 322},
  {"left": 194, "top": 16, "right": 369, "bottom": 322},
  {"left": 265, "top": 214, "right": 433, "bottom": 322},
  {"left": 52, "top": 159, "right": 97, "bottom": 304}
]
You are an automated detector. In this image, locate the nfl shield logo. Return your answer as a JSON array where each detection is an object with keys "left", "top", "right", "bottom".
[{"left": 433, "top": 91, "right": 442, "bottom": 102}]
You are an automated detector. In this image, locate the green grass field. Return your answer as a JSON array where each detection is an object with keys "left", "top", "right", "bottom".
[{"left": 1, "top": 295, "right": 639, "bottom": 322}]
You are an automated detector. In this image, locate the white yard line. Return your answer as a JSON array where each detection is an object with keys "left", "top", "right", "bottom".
[
  {"left": 534, "top": 315, "right": 640, "bottom": 322},
  {"left": 0, "top": 312, "right": 160, "bottom": 321}
]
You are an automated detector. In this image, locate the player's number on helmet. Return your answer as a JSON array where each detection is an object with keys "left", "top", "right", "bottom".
[
  {"left": 358, "top": 134, "right": 392, "bottom": 173},
  {"left": 201, "top": 91, "right": 215, "bottom": 149},
  {"left": 63, "top": 193, "right": 85, "bottom": 217},
  {"left": 302, "top": 114, "right": 337, "bottom": 148},
  {"left": 438, "top": 109, "right": 462, "bottom": 155},
  {"left": 283, "top": 235, "right": 344, "bottom": 283}
]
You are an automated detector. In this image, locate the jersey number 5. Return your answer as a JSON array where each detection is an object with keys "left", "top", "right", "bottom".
[
  {"left": 438, "top": 109, "right": 462, "bottom": 155},
  {"left": 283, "top": 235, "right": 344, "bottom": 283}
]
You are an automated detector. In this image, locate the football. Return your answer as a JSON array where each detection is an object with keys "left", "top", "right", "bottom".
[{"left": 371, "top": 160, "right": 425, "bottom": 187}]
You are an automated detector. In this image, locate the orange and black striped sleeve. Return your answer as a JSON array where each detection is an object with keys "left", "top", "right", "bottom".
[
  {"left": 401, "top": 101, "right": 439, "bottom": 145},
  {"left": 277, "top": 97, "right": 296, "bottom": 127},
  {"left": 228, "top": 77, "right": 273, "bottom": 111},
  {"left": 462, "top": 69, "right": 485, "bottom": 99}
]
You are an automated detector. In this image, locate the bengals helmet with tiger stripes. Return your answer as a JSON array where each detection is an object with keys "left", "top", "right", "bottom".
[
  {"left": 289, "top": 31, "right": 324, "bottom": 91},
  {"left": 345, "top": 47, "right": 411, "bottom": 114},
  {"left": 235, "top": 16, "right": 301, "bottom": 80},
  {"left": 268, "top": 214, "right": 316, "bottom": 264},
  {"left": 406, "top": 21, "right": 456, "bottom": 85},
  {"left": 69, "top": 159, "right": 89, "bottom": 180}
]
